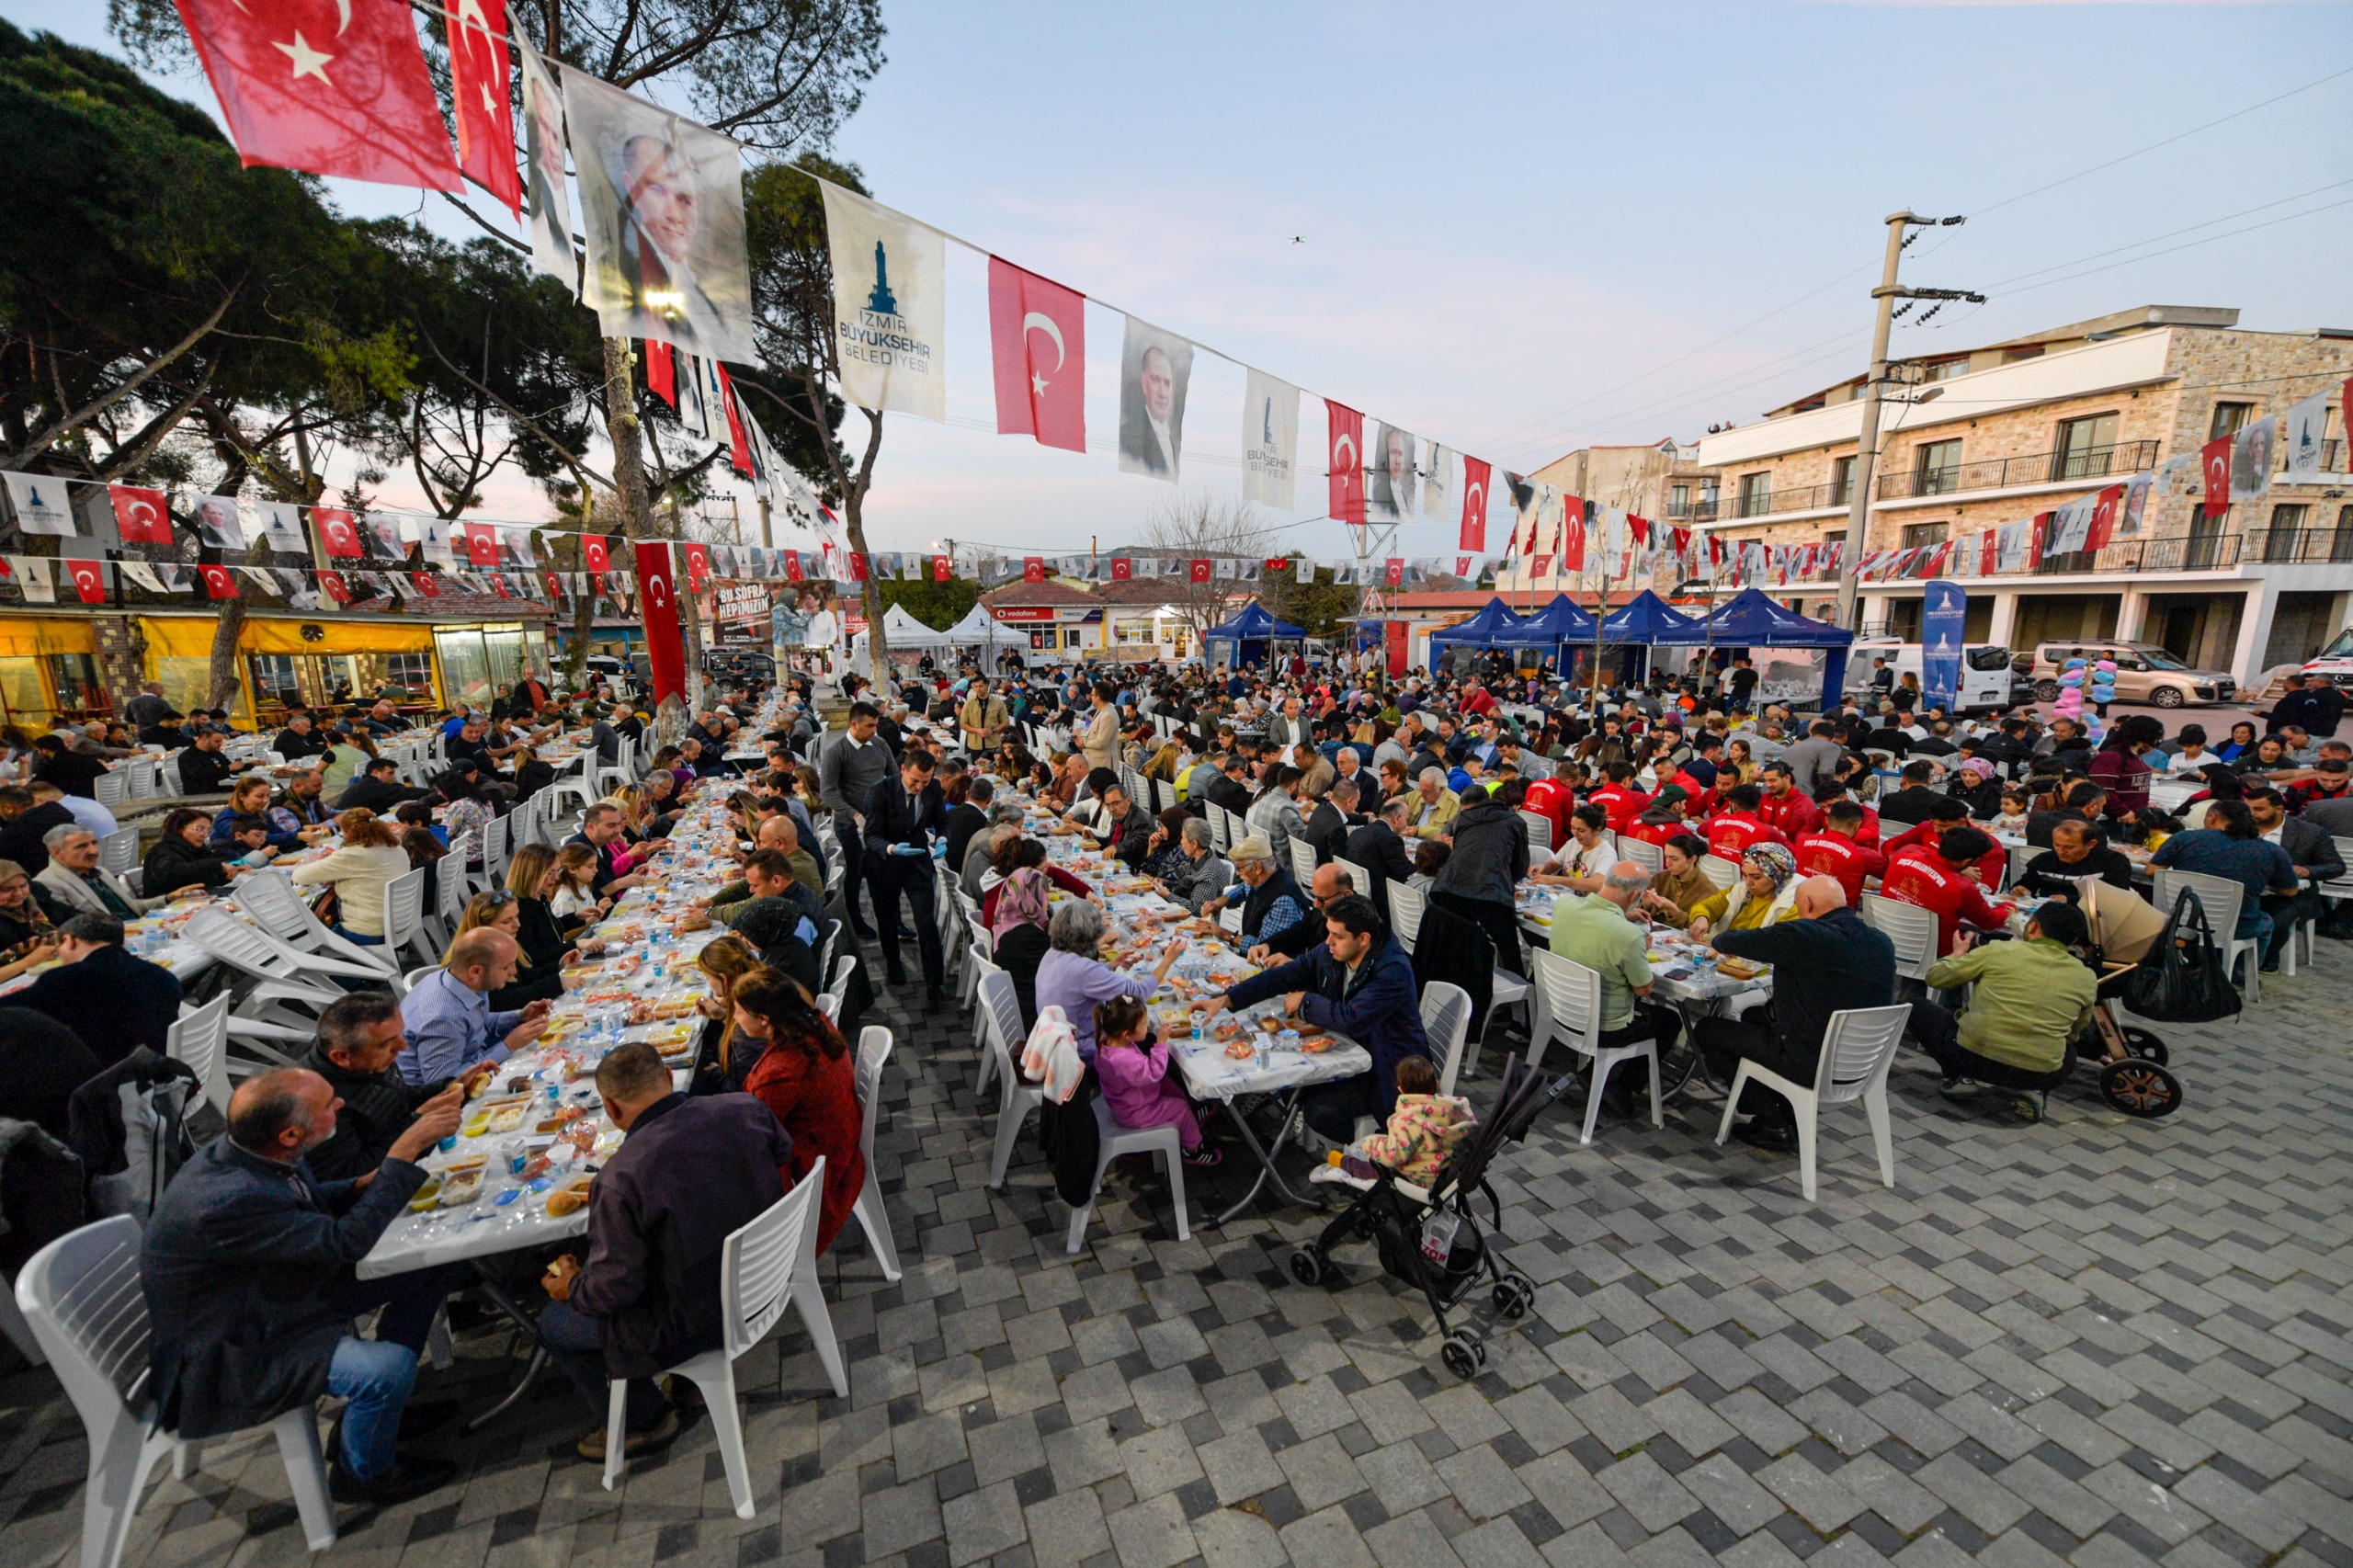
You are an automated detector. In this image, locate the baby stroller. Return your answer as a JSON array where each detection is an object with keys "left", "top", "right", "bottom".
[
  {"left": 2062, "top": 876, "right": 2182, "bottom": 1118},
  {"left": 1285, "top": 1054, "right": 1560, "bottom": 1379}
]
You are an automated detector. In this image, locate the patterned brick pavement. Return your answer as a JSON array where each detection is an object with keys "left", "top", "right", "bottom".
[{"left": 6, "top": 932, "right": 2352, "bottom": 1568}]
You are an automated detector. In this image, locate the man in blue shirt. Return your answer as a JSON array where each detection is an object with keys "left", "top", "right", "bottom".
[
  {"left": 2150, "top": 799, "right": 2300, "bottom": 954},
  {"left": 397, "top": 927, "right": 550, "bottom": 1085}
]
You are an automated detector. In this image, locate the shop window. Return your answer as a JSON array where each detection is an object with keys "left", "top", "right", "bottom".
[
  {"left": 0, "top": 658, "right": 51, "bottom": 728},
  {"left": 48, "top": 654, "right": 104, "bottom": 714},
  {"left": 435, "top": 629, "right": 494, "bottom": 710}
]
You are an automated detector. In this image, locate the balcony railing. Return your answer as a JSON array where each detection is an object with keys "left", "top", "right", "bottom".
[
  {"left": 2023, "top": 531, "right": 2241, "bottom": 576},
  {"left": 1874, "top": 438, "right": 2162, "bottom": 501},
  {"left": 1665, "top": 481, "right": 1845, "bottom": 524},
  {"left": 2242, "top": 526, "right": 2353, "bottom": 564}
]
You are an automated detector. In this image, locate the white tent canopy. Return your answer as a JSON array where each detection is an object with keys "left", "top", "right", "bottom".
[
  {"left": 850, "top": 601, "right": 953, "bottom": 655},
  {"left": 943, "top": 605, "right": 1011, "bottom": 646}
]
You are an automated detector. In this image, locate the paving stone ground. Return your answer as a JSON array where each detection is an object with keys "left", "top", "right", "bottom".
[{"left": 6, "top": 928, "right": 2353, "bottom": 1568}]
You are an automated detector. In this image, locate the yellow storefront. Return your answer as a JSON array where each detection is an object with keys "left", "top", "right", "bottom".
[
  {"left": 137, "top": 617, "right": 550, "bottom": 724},
  {"left": 0, "top": 619, "right": 106, "bottom": 730}
]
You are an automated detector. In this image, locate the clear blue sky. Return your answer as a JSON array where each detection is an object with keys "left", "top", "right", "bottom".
[{"left": 15, "top": 0, "right": 2353, "bottom": 557}]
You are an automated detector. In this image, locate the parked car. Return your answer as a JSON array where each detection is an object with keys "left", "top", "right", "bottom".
[{"left": 2019, "top": 640, "right": 2236, "bottom": 708}]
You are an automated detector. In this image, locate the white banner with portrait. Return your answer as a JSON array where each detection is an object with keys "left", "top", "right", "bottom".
[
  {"left": 517, "top": 45, "right": 578, "bottom": 298},
  {"left": 1367, "top": 423, "right": 1415, "bottom": 522},
  {"left": 1117, "top": 317, "right": 1194, "bottom": 483}
]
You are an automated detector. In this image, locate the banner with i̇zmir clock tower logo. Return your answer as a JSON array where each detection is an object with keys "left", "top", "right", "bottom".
[{"left": 819, "top": 181, "right": 947, "bottom": 422}]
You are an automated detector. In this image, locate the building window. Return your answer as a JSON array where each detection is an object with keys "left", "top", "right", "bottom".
[
  {"left": 1736, "top": 472, "right": 1771, "bottom": 518},
  {"left": 1830, "top": 456, "right": 1856, "bottom": 507},
  {"left": 1913, "top": 439, "right": 1963, "bottom": 495},
  {"left": 2265, "top": 503, "right": 2311, "bottom": 562},
  {"left": 2052, "top": 413, "right": 2120, "bottom": 481},
  {"left": 2335, "top": 504, "right": 2353, "bottom": 563},
  {"left": 1902, "top": 522, "right": 1949, "bottom": 549},
  {"left": 2002, "top": 345, "right": 2045, "bottom": 362},
  {"left": 2210, "top": 402, "right": 2253, "bottom": 441},
  {"left": 1669, "top": 483, "right": 1689, "bottom": 517},
  {"left": 1918, "top": 358, "right": 1969, "bottom": 383},
  {"left": 2186, "top": 504, "right": 2227, "bottom": 569},
  {"left": 1699, "top": 479, "right": 1720, "bottom": 513}
]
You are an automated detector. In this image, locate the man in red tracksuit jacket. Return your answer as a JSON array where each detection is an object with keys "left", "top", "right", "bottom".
[
  {"left": 1881, "top": 800, "right": 2006, "bottom": 887},
  {"left": 1879, "top": 824, "right": 2016, "bottom": 956},
  {"left": 1794, "top": 801, "right": 1887, "bottom": 907},
  {"left": 1704, "top": 783, "right": 1790, "bottom": 863},
  {"left": 1812, "top": 780, "right": 1880, "bottom": 846},
  {"left": 1586, "top": 762, "right": 1652, "bottom": 836},
  {"left": 1756, "top": 762, "right": 1822, "bottom": 841}
]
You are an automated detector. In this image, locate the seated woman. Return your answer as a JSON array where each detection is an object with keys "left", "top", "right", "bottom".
[
  {"left": 445, "top": 889, "right": 563, "bottom": 1008},
  {"left": 289, "top": 808, "right": 412, "bottom": 946},
  {"left": 506, "top": 840, "right": 603, "bottom": 962},
  {"left": 510, "top": 744, "right": 557, "bottom": 800},
  {"left": 1642, "top": 834, "right": 1719, "bottom": 926},
  {"left": 210, "top": 776, "right": 321, "bottom": 854},
  {"left": 979, "top": 835, "right": 1091, "bottom": 925},
  {"left": 688, "top": 935, "right": 765, "bottom": 1094},
  {"left": 0, "top": 858, "right": 58, "bottom": 951},
  {"left": 143, "top": 807, "right": 244, "bottom": 897},
  {"left": 1034, "top": 899, "right": 1183, "bottom": 1061},
  {"left": 1688, "top": 844, "right": 1802, "bottom": 938},
  {"left": 731, "top": 967, "right": 868, "bottom": 1255},
  {"left": 987, "top": 865, "right": 1054, "bottom": 1028}
]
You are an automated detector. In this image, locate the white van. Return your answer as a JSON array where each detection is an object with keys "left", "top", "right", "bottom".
[{"left": 1847, "top": 640, "right": 2018, "bottom": 715}]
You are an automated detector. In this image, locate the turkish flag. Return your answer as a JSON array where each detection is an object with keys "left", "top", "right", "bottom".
[
  {"left": 543, "top": 571, "right": 563, "bottom": 599},
  {"left": 1529, "top": 554, "right": 1552, "bottom": 578},
  {"left": 109, "top": 484, "right": 172, "bottom": 545},
  {"left": 1979, "top": 529, "right": 1998, "bottom": 575},
  {"left": 644, "top": 340, "right": 675, "bottom": 407},
  {"left": 488, "top": 574, "right": 512, "bottom": 599},
  {"left": 582, "top": 534, "right": 610, "bottom": 573},
  {"left": 1023, "top": 557, "right": 1045, "bottom": 584},
  {"left": 1459, "top": 457, "right": 1490, "bottom": 551},
  {"left": 784, "top": 551, "right": 805, "bottom": 583},
  {"left": 715, "top": 366, "right": 754, "bottom": 477},
  {"left": 1182, "top": 559, "right": 1209, "bottom": 585},
  {"left": 931, "top": 555, "right": 951, "bottom": 582},
  {"left": 1560, "top": 498, "right": 1586, "bottom": 573},
  {"left": 1383, "top": 558, "right": 1404, "bottom": 588},
  {"left": 1327, "top": 402, "right": 1365, "bottom": 525},
  {"left": 683, "top": 541, "right": 710, "bottom": 591},
  {"left": 848, "top": 552, "right": 869, "bottom": 583},
  {"left": 2087, "top": 484, "right": 2123, "bottom": 552},
  {"left": 2029, "top": 512, "right": 2052, "bottom": 568},
  {"left": 444, "top": 0, "right": 518, "bottom": 217},
  {"left": 987, "top": 257, "right": 1086, "bottom": 453},
  {"left": 2201, "top": 435, "right": 2233, "bottom": 519},
  {"left": 1110, "top": 557, "right": 1133, "bottom": 582},
  {"left": 66, "top": 560, "right": 107, "bottom": 605},
  {"left": 315, "top": 506, "right": 362, "bottom": 558},
  {"left": 462, "top": 521, "right": 501, "bottom": 565},
  {"left": 199, "top": 563, "right": 239, "bottom": 599},
  {"left": 173, "top": 0, "right": 460, "bottom": 190},
  {"left": 315, "top": 569, "right": 351, "bottom": 603},
  {"left": 634, "top": 540, "right": 687, "bottom": 705},
  {"left": 410, "top": 571, "right": 440, "bottom": 597}
]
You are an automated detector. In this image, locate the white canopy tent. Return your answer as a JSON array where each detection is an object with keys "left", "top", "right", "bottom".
[
  {"left": 849, "top": 602, "right": 953, "bottom": 663},
  {"left": 942, "top": 604, "right": 1012, "bottom": 651}
]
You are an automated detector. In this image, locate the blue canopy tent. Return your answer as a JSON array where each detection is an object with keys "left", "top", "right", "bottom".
[
  {"left": 1700, "top": 588, "right": 1854, "bottom": 707},
  {"left": 1601, "top": 589, "right": 1707, "bottom": 643},
  {"left": 1201, "top": 600, "right": 1306, "bottom": 667},
  {"left": 1427, "top": 597, "right": 1533, "bottom": 647},
  {"left": 1513, "top": 594, "right": 1599, "bottom": 643}
]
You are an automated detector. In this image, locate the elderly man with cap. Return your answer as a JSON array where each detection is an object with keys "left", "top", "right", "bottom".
[{"left": 1203, "top": 835, "right": 1309, "bottom": 948}]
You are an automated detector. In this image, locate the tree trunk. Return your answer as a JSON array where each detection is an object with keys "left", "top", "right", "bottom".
[
  {"left": 206, "top": 597, "right": 246, "bottom": 715},
  {"left": 840, "top": 411, "right": 888, "bottom": 685}
]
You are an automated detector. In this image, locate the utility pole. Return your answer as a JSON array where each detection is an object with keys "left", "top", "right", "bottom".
[{"left": 1831, "top": 211, "right": 1981, "bottom": 631}]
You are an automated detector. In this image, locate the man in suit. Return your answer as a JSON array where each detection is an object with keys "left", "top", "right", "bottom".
[
  {"left": 2245, "top": 786, "right": 2345, "bottom": 971},
  {"left": 1265, "top": 696, "right": 1312, "bottom": 752},
  {"left": 863, "top": 746, "right": 949, "bottom": 1002},
  {"left": 1118, "top": 343, "right": 1181, "bottom": 476},
  {"left": 33, "top": 825, "right": 155, "bottom": 919},
  {"left": 14, "top": 913, "right": 182, "bottom": 1067},
  {"left": 1079, "top": 681, "right": 1121, "bottom": 773},
  {"left": 614, "top": 134, "right": 730, "bottom": 346},
  {"left": 1342, "top": 796, "right": 1416, "bottom": 916},
  {"left": 1302, "top": 776, "right": 1360, "bottom": 865},
  {"left": 1088, "top": 778, "right": 1156, "bottom": 870},
  {"left": 1201, "top": 753, "right": 1255, "bottom": 821},
  {"left": 142, "top": 1067, "right": 468, "bottom": 1502}
]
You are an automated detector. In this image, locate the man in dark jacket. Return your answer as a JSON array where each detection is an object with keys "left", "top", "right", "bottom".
[
  {"left": 2246, "top": 785, "right": 2346, "bottom": 969},
  {"left": 1087, "top": 778, "right": 1155, "bottom": 870},
  {"left": 1208, "top": 893, "right": 1429, "bottom": 1142},
  {"left": 536, "top": 1041, "right": 791, "bottom": 1460},
  {"left": 335, "top": 756, "right": 426, "bottom": 812},
  {"left": 173, "top": 726, "right": 243, "bottom": 796},
  {"left": 1302, "top": 778, "right": 1360, "bottom": 866},
  {"left": 0, "top": 785, "right": 77, "bottom": 876},
  {"left": 2268, "top": 672, "right": 2345, "bottom": 740},
  {"left": 1875, "top": 760, "right": 1948, "bottom": 827},
  {"left": 300, "top": 991, "right": 444, "bottom": 1182},
  {"left": 1199, "top": 754, "right": 1255, "bottom": 820},
  {"left": 271, "top": 710, "right": 327, "bottom": 762},
  {"left": 1694, "top": 876, "right": 1895, "bottom": 1150},
  {"left": 864, "top": 747, "right": 949, "bottom": 999},
  {"left": 142, "top": 1067, "right": 465, "bottom": 1502},
  {"left": 1342, "top": 797, "right": 1417, "bottom": 919},
  {"left": 14, "top": 914, "right": 182, "bottom": 1067},
  {"left": 1428, "top": 784, "right": 1530, "bottom": 977}
]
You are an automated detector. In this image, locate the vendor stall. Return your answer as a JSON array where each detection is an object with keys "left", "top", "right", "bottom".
[{"left": 1693, "top": 588, "right": 1854, "bottom": 709}]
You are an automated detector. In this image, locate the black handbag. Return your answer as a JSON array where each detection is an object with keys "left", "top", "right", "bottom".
[{"left": 2120, "top": 888, "right": 2241, "bottom": 1024}]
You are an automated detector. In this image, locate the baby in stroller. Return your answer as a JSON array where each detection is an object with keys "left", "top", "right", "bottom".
[{"left": 1315, "top": 1057, "right": 1476, "bottom": 1190}]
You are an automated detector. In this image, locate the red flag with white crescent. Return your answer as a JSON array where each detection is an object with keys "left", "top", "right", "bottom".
[
  {"left": 2029, "top": 512, "right": 2052, "bottom": 568},
  {"left": 1023, "top": 557, "right": 1045, "bottom": 584},
  {"left": 582, "top": 534, "right": 610, "bottom": 573},
  {"left": 848, "top": 552, "right": 869, "bottom": 583},
  {"left": 643, "top": 340, "right": 675, "bottom": 407},
  {"left": 715, "top": 366, "right": 754, "bottom": 478},
  {"left": 173, "top": 0, "right": 460, "bottom": 189},
  {"left": 444, "top": 0, "right": 519, "bottom": 217},
  {"left": 68, "top": 560, "right": 107, "bottom": 604},
  {"left": 1459, "top": 457, "right": 1489, "bottom": 551},
  {"left": 1326, "top": 402, "right": 1364, "bottom": 526},
  {"left": 1382, "top": 558, "right": 1404, "bottom": 588},
  {"left": 315, "top": 506, "right": 362, "bottom": 558},
  {"left": 316, "top": 569, "right": 351, "bottom": 603},
  {"left": 2201, "top": 435, "right": 2232, "bottom": 519},
  {"left": 1188, "top": 559, "right": 1213, "bottom": 585},
  {"left": 1560, "top": 498, "right": 1586, "bottom": 574},
  {"left": 199, "top": 563, "right": 239, "bottom": 599},
  {"left": 2087, "top": 484, "right": 2123, "bottom": 552},
  {"left": 931, "top": 554, "right": 951, "bottom": 582},
  {"left": 409, "top": 571, "right": 440, "bottom": 598},
  {"left": 109, "top": 484, "right": 173, "bottom": 545},
  {"left": 1978, "top": 529, "right": 1998, "bottom": 575},
  {"left": 543, "top": 571, "right": 563, "bottom": 599},
  {"left": 988, "top": 257, "right": 1087, "bottom": 453},
  {"left": 682, "top": 542, "right": 710, "bottom": 591},
  {"left": 462, "top": 521, "right": 501, "bottom": 566},
  {"left": 634, "top": 541, "right": 687, "bottom": 705},
  {"left": 1110, "top": 557, "right": 1132, "bottom": 582},
  {"left": 783, "top": 551, "right": 804, "bottom": 583}
]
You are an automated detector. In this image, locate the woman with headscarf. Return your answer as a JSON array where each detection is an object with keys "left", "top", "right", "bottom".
[
  {"left": 1687, "top": 843, "right": 1802, "bottom": 938},
  {"left": 988, "top": 864, "right": 1054, "bottom": 1028},
  {"left": 1949, "top": 756, "right": 2005, "bottom": 821}
]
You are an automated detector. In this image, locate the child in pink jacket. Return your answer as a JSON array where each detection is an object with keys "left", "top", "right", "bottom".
[
  {"left": 1093, "top": 997, "right": 1222, "bottom": 1168},
  {"left": 1357, "top": 1057, "right": 1475, "bottom": 1187}
]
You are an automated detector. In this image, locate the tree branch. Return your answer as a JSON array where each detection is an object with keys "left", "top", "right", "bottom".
[{"left": 4, "top": 287, "right": 238, "bottom": 469}]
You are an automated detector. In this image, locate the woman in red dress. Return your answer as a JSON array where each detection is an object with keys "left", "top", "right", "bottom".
[{"left": 730, "top": 970, "right": 868, "bottom": 1255}]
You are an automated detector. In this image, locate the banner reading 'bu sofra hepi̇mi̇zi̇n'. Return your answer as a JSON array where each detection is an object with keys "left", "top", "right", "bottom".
[{"left": 819, "top": 181, "right": 947, "bottom": 422}]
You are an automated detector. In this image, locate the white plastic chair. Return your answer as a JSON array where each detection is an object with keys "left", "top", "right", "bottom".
[
  {"left": 1862, "top": 892, "right": 1942, "bottom": 983},
  {"left": 430, "top": 836, "right": 475, "bottom": 948},
  {"left": 482, "top": 812, "right": 510, "bottom": 881},
  {"left": 1529, "top": 949, "right": 1662, "bottom": 1145},
  {"left": 1386, "top": 881, "right": 1426, "bottom": 953},
  {"left": 16, "top": 1217, "right": 337, "bottom": 1567},
  {"left": 1518, "top": 811, "right": 1554, "bottom": 857},
  {"left": 1699, "top": 854, "right": 1741, "bottom": 890},
  {"left": 94, "top": 769, "right": 130, "bottom": 808},
  {"left": 1619, "top": 836, "right": 1664, "bottom": 877},
  {"left": 1065, "top": 1096, "right": 1189, "bottom": 1256},
  {"left": 1288, "top": 836, "right": 1316, "bottom": 888},
  {"left": 230, "top": 869, "right": 399, "bottom": 981},
  {"left": 1332, "top": 856, "right": 1371, "bottom": 902},
  {"left": 1217, "top": 903, "right": 1242, "bottom": 937},
  {"left": 2151, "top": 868, "right": 2260, "bottom": 1000},
  {"left": 816, "top": 991, "right": 842, "bottom": 1025},
  {"left": 165, "top": 995, "right": 232, "bottom": 1114},
  {"left": 960, "top": 913, "right": 992, "bottom": 1014},
  {"left": 178, "top": 907, "right": 353, "bottom": 1058},
  {"left": 1420, "top": 981, "right": 1472, "bottom": 1096},
  {"left": 1206, "top": 805, "right": 1231, "bottom": 853},
  {"left": 848, "top": 1026, "right": 902, "bottom": 1281},
  {"left": 380, "top": 866, "right": 435, "bottom": 971},
  {"left": 980, "top": 972, "right": 1041, "bottom": 1189},
  {"left": 600, "top": 1161, "right": 847, "bottom": 1517},
  {"left": 1713, "top": 1002, "right": 1910, "bottom": 1201},
  {"left": 97, "top": 826, "right": 140, "bottom": 878}
]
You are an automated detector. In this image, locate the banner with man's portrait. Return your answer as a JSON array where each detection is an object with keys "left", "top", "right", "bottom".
[
  {"left": 563, "top": 66, "right": 759, "bottom": 365},
  {"left": 517, "top": 46, "right": 578, "bottom": 298},
  {"left": 1117, "top": 317, "right": 1194, "bottom": 483},
  {"left": 191, "top": 494, "right": 245, "bottom": 551},
  {"left": 1367, "top": 423, "right": 1416, "bottom": 522}
]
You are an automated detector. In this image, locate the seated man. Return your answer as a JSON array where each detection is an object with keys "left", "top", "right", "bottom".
[
  {"left": 1248, "top": 862, "right": 1357, "bottom": 966},
  {"left": 2012, "top": 819, "right": 2134, "bottom": 900},
  {"left": 336, "top": 756, "right": 428, "bottom": 812},
  {"left": 397, "top": 928, "right": 551, "bottom": 1086},
  {"left": 301, "top": 990, "right": 478, "bottom": 1181},
  {"left": 1202, "top": 835, "right": 1309, "bottom": 949},
  {"left": 13, "top": 912, "right": 182, "bottom": 1067},
  {"left": 712, "top": 846, "right": 826, "bottom": 943},
  {"left": 1200, "top": 893, "right": 1428, "bottom": 1143},
  {"left": 1695, "top": 876, "right": 1896, "bottom": 1150},
  {"left": 1548, "top": 861, "right": 1685, "bottom": 1099},
  {"left": 34, "top": 824, "right": 159, "bottom": 919},
  {"left": 142, "top": 1067, "right": 467, "bottom": 1502},
  {"left": 173, "top": 724, "right": 245, "bottom": 796},
  {"left": 568, "top": 803, "right": 650, "bottom": 898},
  {"left": 1907, "top": 903, "right": 2098, "bottom": 1122},
  {"left": 536, "top": 1040, "right": 794, "bottom": 1460}
]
